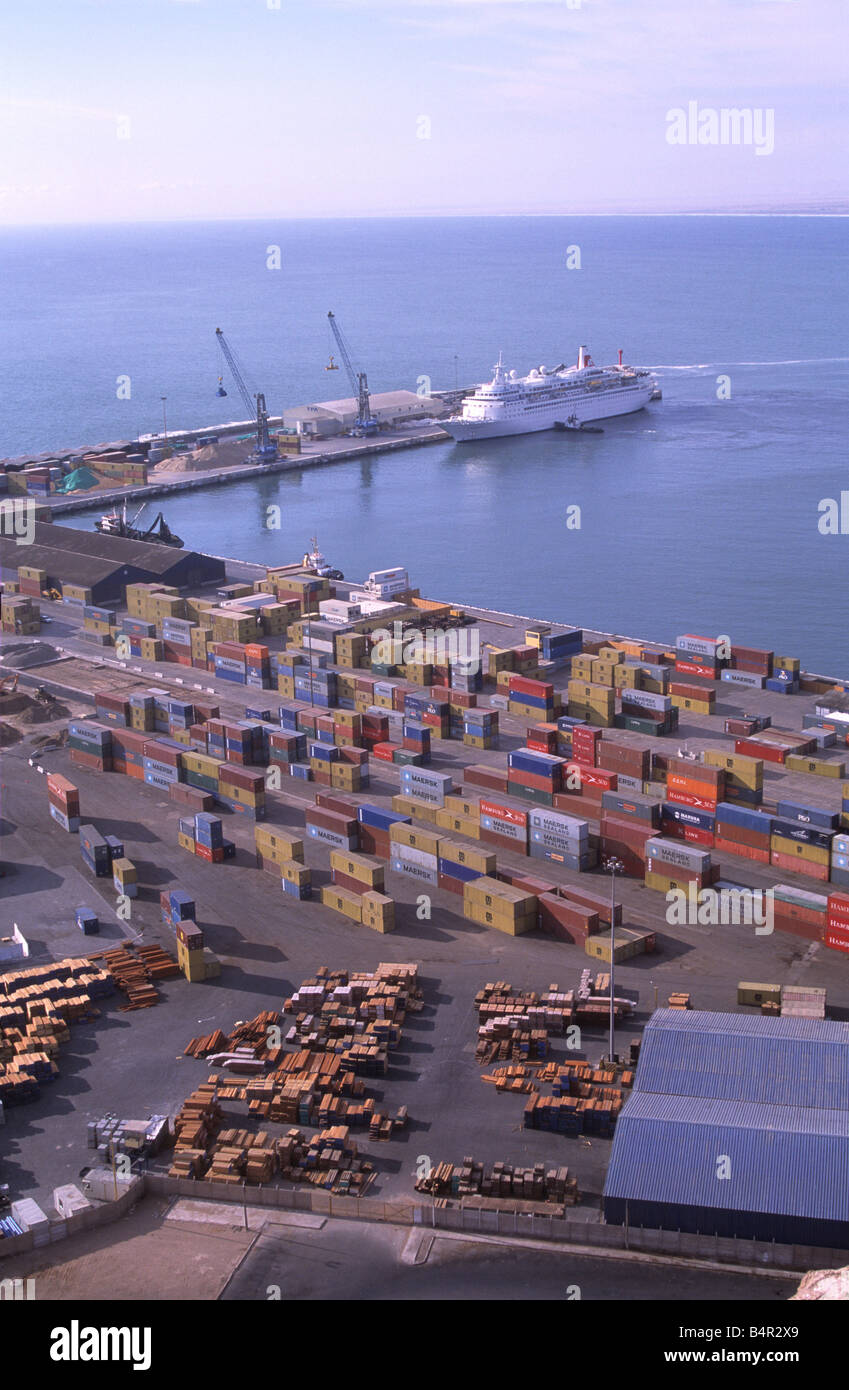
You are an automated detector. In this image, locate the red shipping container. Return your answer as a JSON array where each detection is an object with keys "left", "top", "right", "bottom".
[
  {"left": 666, "top": 787, "right": 720, "bottom": 812},
  {"left": 714, "top": 820, "right": 771, "bottom": 850},
  {"left": 305, "top": 806, "right": 358, "bottom": 835},
  {"left": 448, "top": 690, "right": 477, "bottom": 709},
  {"left": 69, "top": 748, "right": 112, "bottom": 771},
  {"left": 770, "top": 850, "right": 829, "bottom": 882},
  {"left": 600, "top": 815, "right": 656, "bottom": 851},
  {"left": 371, "top": 742, "right": 396, "bottom": 762},
  {"left": 508, "top": 767, "right": 561, "bottom": 793},
  {"left": 827, "top": 893, "right": 849, "bottom": 925},
  {"left": 564, "top": 761, "right": 618, "bottom": 792},
  {"left": 735, "top": 738, "right": 786, "bottom": 764},
  {"left": 669, "top": 680, "right": 713, "bottom": 701},
  {"left": 464, "top": 764, "right": 510, "bottom": 793},
  {"left": 358, "top": 827, "right": 391, "bottom": 857},
  {"left": 312, "top": 770, "right": 333, "bottom": 786},
  {"left": 825, "top": 923, "right": 849, "bottom": 953},
  {"left": 509, "top": 675, "right": 554, "bottom": 700},
  {"left": 713, "top": 835, "right": 770, "bottom": 864},
  {"left": 552, "top": 790, "right": 602, "bottom": 820},
  {"left": 675, "top": 659, "right": 718, "bottom": 679},
  {"left": 773, "top": 912, "right": 822, "bottom": 942},
  {"left": 316, "top": 791, "right": 360, "bottom": 817},
  {"left": 480, "top": 827, "right": 527, "bottom": 855},
  {"left": 480, "top": 799, "right": 527, "bottom": 828},
  {"left": 496, "top": 869, "right": 557, "bottom": 897},
  {"left": 559, "top": 884, "right": 623, "bottom": 927},
  {"left": 437, "top": 872, "right": 466, "bottom": 896},
  {"left": 340, "top": 747, "right": 368, "bottom": 766},
  {"left": 538, "top": 893, "right": 597, "bottom": 942},
  {"left": 219, "top": 765, "right": 265, "bottom": 792},
  {"left": 331, "top": 870, "right": 371, "bottom": 897}
]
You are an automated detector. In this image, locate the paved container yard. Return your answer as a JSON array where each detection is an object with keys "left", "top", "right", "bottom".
[{"left": 3, "top": 581, "right": 848, "bottom": 1244}]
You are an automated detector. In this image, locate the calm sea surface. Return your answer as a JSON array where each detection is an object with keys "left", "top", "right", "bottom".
[{"left": 3, "top": 216, "right": 847, "bottom": 672}]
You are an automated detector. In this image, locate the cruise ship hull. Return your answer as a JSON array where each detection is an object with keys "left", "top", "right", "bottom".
[{"left": 442, "top": 384, "right": 654, "bottom": 442}]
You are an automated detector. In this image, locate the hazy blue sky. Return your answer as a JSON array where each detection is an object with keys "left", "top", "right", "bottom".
[{"left": 1, "top": 0, "right": 846, "bottom": 224}]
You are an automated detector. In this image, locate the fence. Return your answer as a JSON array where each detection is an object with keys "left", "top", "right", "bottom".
[{"left": 1, "top": 1172, "right": 846, "bottom": 1274}]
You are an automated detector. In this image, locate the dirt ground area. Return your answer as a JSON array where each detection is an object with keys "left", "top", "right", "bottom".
[
  {"left": 0, "top": 1198, "right": 254, "bottom": 1301},
  {"left": 153, "top": 440, "right": 256, "bottom": 474}
]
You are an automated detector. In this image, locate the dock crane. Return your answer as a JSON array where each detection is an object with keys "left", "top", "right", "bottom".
[
  {"left": 214, "top": 327, "right": 279, "bottom": 462},
  {"left": 326, "top": 311, "right": 378, "bottom": 435}
]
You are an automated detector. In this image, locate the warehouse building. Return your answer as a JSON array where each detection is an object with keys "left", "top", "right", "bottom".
[
  {"left": 0, "top": 522, "right": 225, "bottom": 604},
  {"left": 283, "top": 390, "right": 448, "bottom": 438},
  {"left": 603, "top": 1010, "right": 849, "bottom": 1249}
]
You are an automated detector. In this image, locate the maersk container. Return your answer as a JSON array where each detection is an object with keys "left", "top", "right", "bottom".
[
  {"left": 621, "top": 689, "right": 672, "bottom": 714},
  {"left": 528, "top": 807, "right": 589, "bottom": 840},
  {"left": 645, "top": 837, "right": 710, "bottom": 871},
  {"left": 720, "top": 669, "right": 764, "bottom": 689},
  {"left": 480, "top": 814, "right": 526, "bottom": 843},
  {"left": 390, "top": 857, "right": 438, "bottom": 885}
]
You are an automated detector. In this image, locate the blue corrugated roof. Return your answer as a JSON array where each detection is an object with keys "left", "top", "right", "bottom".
[
  {"left": 604, "top": 1091, "right": 849, "bottom": 1222},
  {"left": 634, "top": 1010, "right": 849, "bottom": 1110}
]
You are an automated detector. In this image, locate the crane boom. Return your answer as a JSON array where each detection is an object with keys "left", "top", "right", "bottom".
[
  {"left": 215, "top": 327, "right": 277, "bottom": 461},
  {"left": 326, "top": 311, "right": 376, "bottom": 433}
]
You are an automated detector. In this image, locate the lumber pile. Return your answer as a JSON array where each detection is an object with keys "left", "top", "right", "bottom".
[
  {"left": 416, "top": 1156, "right": 578, "bottom": 1208},
  {"left": 0, "top": 957, "right": 112, "bottom": 1106},
  {"left": 88, "top": 941, "right": 179, "bottom": 1009}
]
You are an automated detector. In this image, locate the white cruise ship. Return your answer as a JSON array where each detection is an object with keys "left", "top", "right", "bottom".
[{"left": 441, "top": 346, "right": 659, "bottom": 441}]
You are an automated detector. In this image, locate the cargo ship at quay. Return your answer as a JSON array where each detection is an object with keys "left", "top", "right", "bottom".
[
  {"left": 2, "top": 528, "right": 849, "bottom": 1284},
  {"left": 441, "top": 347, "right": 660, "bottom": 441}
]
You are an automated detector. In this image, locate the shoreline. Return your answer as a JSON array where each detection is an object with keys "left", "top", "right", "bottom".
[{"left": 44, "top": 427, "right": 449, "bottom": 516}]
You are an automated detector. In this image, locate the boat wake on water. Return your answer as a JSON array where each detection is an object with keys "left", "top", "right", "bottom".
[{"left": 649, "top": 357, "right": 849, "bottom": 370}]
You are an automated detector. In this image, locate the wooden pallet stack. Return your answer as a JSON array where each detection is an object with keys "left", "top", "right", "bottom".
[
  {"left": 415, "top": 1156, "right": 579, "bottom": 1207},
  {"left": 88, "top": 941, "right": 179, "bottom": 1010}
]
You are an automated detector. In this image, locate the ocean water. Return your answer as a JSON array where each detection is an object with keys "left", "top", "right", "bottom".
[{"left": 3, "top": 216, "right": 847, "bottom": 672}]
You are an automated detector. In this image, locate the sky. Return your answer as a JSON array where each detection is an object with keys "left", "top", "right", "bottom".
[{"left": 0, "top": 0, "right": 846, "bottom": 224}]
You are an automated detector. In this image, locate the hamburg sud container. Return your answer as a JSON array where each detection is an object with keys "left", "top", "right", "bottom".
[
  {"left": 480, "top": 797, "right": 529, "bottom": 854},
  {"left": 674, "top": 633, "right": 722, "bottom": 679}
]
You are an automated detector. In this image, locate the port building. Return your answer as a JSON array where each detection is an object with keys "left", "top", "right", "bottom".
[
  {"left": 603, "top": 1009, "right": 849, "bottom": 1249},
  {"left": 0, "top": 521, "right": 225, "bottom": 605},
  {"left": 283, "top": 390, "right": 448, "bottom": 438}
]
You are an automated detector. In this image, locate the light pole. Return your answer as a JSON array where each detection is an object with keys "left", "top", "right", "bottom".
[
  {"left": 160, "top": 396, "right": 168, "bottom": 445},
  {"left": 602, "top": 855, "right": 624, "bottom": 1065}
]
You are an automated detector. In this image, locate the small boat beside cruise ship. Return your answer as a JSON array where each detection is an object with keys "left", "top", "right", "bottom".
[{"left": 441, "top": 346, "right": 660, "bottom": 441}]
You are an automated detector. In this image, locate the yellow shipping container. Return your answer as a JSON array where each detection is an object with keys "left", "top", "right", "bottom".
[
  {"left": 320, "top": 884, "right": 363, "bottom": 922},
  {"left": 444, "top": 794, "right": 480, "bottom": 820},
  {"left": 329, "top": 849, "right": 385, "bottom": 888},
  {"left": 389, "top": 822, "right": 441, "bottom": 855},
  {"left": 437, "top": 838, "right": 495, "bottom": 875},
  {"left": 434, "top": 810, "right": 481, "bottom": 839},
  {"left": 463, "top": 901, "right": 537, "bottom": 935},
  {"left": 281, "top": 860, "right": 312, "bottom": 890},
  {"left": 770, "top": 836, "right": 830, "bottom": 866},
  {"left": 178, "top": 830, "right": 195, "bottom": 853},
  {"left": 360, "top": 890, "right": 395, "bottom": 932},
  {"left": 737, "top": 982, "right": 781, "bottom": 1006},
  {"left": 255, "top": 825, "right": 304, "bottom": 862},
  {"left": 784, "top": 755, "right": 846, "bottom": 778}
]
